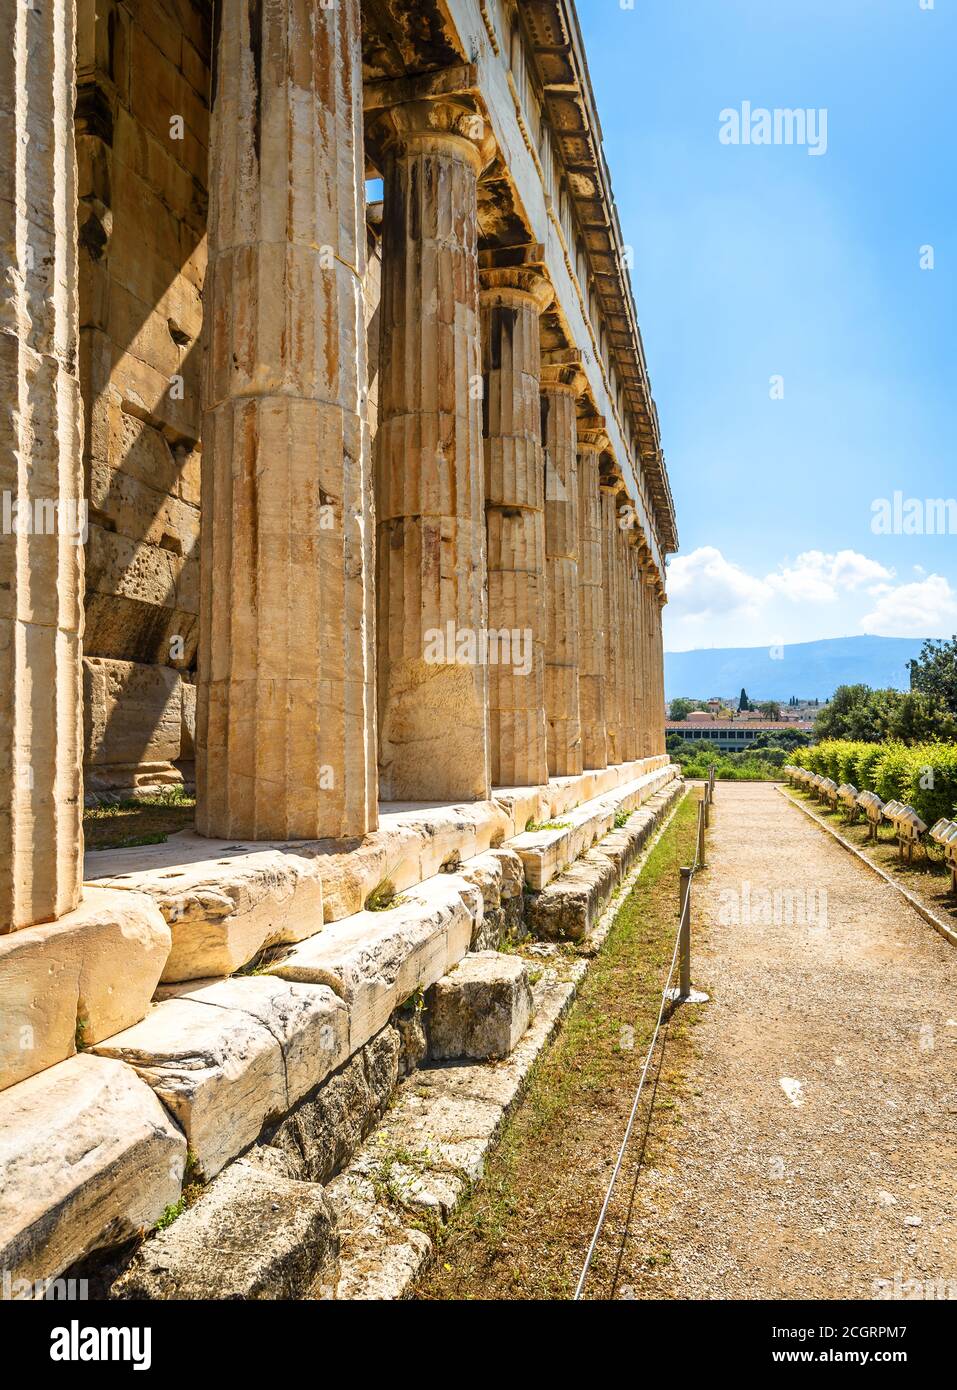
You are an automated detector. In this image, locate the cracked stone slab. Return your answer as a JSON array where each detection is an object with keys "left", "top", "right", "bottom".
[
  {"left": 92, "top": 977, "right": 348, "bottom": 1179},
  {"left": 268, "top": 874, "right": 482, "bottom": 1055},
  {"left": 0, "top": 886, "right": 171, "bottom": 1092},
  {"left": 112, "top": 1159, "right": 339, "bottom": 1301},
  {"left": 91, "top": 848, "right": 326, "bottom": 983},
  {"left": 264, "top": 1025, "right": 400, "bottom": 1184},
  {"left": 0, "top": 1053, "right": 186, "bottom": 1286}
]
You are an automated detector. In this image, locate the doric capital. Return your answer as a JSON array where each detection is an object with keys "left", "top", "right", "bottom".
[
  {"left": 599, "top": 454, "right": 624, "bottom": 492},
  {"left": 577, "top": 413, "right": 609, "bottom": 455},
  {"left": 479, "top": 266, "right": 554, "bottom": 314},
  {"left": 368, "top": 97, "right": 497, "bottom": 174},
  {"left": 541, "top": 361, "right": 587, "bottom": 398}
]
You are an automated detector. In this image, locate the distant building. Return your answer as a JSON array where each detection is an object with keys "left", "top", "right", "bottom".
[{"left": 666, "top": 717, "right": 813, "bottom": 751}]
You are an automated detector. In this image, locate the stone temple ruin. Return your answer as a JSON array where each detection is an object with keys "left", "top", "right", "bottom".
[{"left": 1, "top": 0, "right": 680, "bottom": 1297}]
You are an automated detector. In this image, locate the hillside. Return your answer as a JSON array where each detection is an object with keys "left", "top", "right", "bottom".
[{"left": 664, "top": 635, "right": 930, "bottom": 703}]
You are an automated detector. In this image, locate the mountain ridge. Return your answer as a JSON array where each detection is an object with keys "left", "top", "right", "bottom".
[{"left": 664, "top": 635, "right": 932, "bottom": 703}]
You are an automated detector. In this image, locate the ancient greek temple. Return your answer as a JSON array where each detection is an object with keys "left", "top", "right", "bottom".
[{"left": 0, "top": 0, "right": 678, "bottom": 1297}]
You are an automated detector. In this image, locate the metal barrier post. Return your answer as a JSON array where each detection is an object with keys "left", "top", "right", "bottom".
[
  {"left": 696, "top": 797, "right": 706, "bottom": 869},
  {"left": 678, "top": 866, "right": 692, "bottom": 1000}
]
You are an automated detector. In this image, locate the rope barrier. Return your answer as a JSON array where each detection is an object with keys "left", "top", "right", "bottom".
[{"left": 572, "top": 770, "right": 714, "bottom": 1301}]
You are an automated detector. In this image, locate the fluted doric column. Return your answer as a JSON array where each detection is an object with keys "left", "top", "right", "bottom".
[
  {"left": 1, "top": 0, "right": 84, "bottom": 931},
  {"left": 639, "top": 549, "right": 658, "bottom": 757},
  {"left": 541, "top": 364, "right": 584, "bottom": 778},
  {"left": 372, "top": 99, "right": 494, "bottom": 802},
  {"left": 653, "top": 585, "right": 668, "bottom": 754},
  {"left": 480, "top": 268, "right": 552, "bottom": 788},
  {"left": 198, "top": 0, "right": 376, "bottom": 840},
  {"left": 611, "top": 505, "right": 632, "bottom": 762},
  {"left": 577, "top": 419, "right": 608, "bottom": 770},
  {"left": 622, "top": 539, "right": 640, "bottom": 761},
  {"left": 599, "top": 483, "right": 622, "bottom": 765}
]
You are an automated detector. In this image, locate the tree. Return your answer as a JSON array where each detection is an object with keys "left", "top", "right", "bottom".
[
  {"left": 909, "top": 636, "right": 957, "bottom": 716},
  {"left": 757, "top": 700, "right": 781, "bottom": 720},
  {"left": 738, "top": 687, "right": 751, "bottom": 712},
  {"left": 750, "top": 728, "right": 811, "bottom": 751},
  {"left": 668, "top": 698, "right": 698, "bottom": 721},
  {"left": 812, "top": 683, "right": 955, "bottom": 745}
]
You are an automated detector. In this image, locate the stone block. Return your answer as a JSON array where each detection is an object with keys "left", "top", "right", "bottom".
[
  {"left": 265, "top": 1026, "right": 400, "bottom": 1184},
  {"left": 95, "top": 848, "right": 326, "bottom": 982},
  {"left": 269, "top": 874, "right": 481, "bottom": 1055},
  {"left": 427, "top": 951, "right": 533, "bottom": 1060},
  {"left": 0, "top": 1053, "right": 186, "bottom": 1285},
  {"left": 0, "top": 886, "right": 171, "bottom": 1092},
  {"left": 112, "top": 1159, "right": 339, "bottom": 1300},
  {"left": 92, "top": 977, "right": 348, "bottom": 1179},
  {"left": 83, "top": 656, "right": 183, "bottom": 768}
]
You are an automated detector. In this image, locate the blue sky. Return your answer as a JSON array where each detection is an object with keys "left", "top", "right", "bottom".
[{"left": 577, "top": 0, "right": 956, "bottom": 652}]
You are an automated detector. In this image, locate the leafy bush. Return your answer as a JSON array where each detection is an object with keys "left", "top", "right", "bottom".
[
  {"left": 900, "top": 743, "right": 957, "bottom": 826},
  {"left": 873, "top": 743, "right": 911, "bottom": 806},
  {"left": 852, "top": 743, "right": 884, "bottom": 790},
  {"left": 790, "top": 739, "right": 957, "bottom": 825}
]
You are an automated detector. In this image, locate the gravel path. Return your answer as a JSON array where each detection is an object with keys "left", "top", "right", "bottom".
[{"left": 638, "top": 781, "right": 957, "bottom": 1300}]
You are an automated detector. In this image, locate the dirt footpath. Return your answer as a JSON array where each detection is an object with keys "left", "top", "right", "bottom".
[{"left": 639, "top": 781, "right": 957, "bottom": 1300}]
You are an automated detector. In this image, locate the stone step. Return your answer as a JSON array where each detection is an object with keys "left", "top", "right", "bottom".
[
  {"left": 326, "top": 779, "right": 686, "bottom": 1300},
  {"left": 492, "top": 753, "right": 670, "bottom": 835},
  {"left": 524, "top": 777, "right": 685, "bottom": 940},
  {"left": 0, "top": 1053, "right": 186, "bottom": 1288},
  {"left": 0, "top": 887, "right": 171, "bottom": 1094},
  {"left": 91, "top": 976, "right": 350, "bottom": 1181},
  {"left": 266, "top": 871, "right": 486, "bottom": 1055},
  {"left": 508, "top": 761, "right": 679, "bottom": 890},
  {"left": 83, "top": 757, "right": 671, "bottom": 986},
  {"left": 327, "top": 965, "right": 584, "bottom": 1300},
  {"left": 0, "top": 776, "right": 677, "bottom": 1289},
  {"left": 111, "top": 1158, "right": 339, "bottom": 1301},
  {"left": 87, "top": 871, "right": 490, "bottom": 1183}
]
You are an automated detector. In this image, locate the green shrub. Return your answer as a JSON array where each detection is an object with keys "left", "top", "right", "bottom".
[
  {"left": 900, "top": 743, "right": 957, "bottom": 826},
  {"left": 786, "top": 738, "right": 957, "bottom": 825},
  {"left": 873, "top": 743, "right": 911, "bottom": 805},
  {"left": 852, "top": 743, "right": 884, "bottom": 791}
]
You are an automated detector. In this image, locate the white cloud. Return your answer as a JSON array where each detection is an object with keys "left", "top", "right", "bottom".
[
  {"left": 766, "top": 549, "right": 894, "bottom": 604},
  {"left": 666, "top": 546, "right": 770, "bottom": 622},
  {"left": 860, "top": 574, "right": 957, "bottom": 638}
]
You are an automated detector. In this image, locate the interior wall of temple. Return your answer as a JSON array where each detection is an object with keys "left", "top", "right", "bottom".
[{"left": 75, "top": 0, "right": 209, "bottom": 793}]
